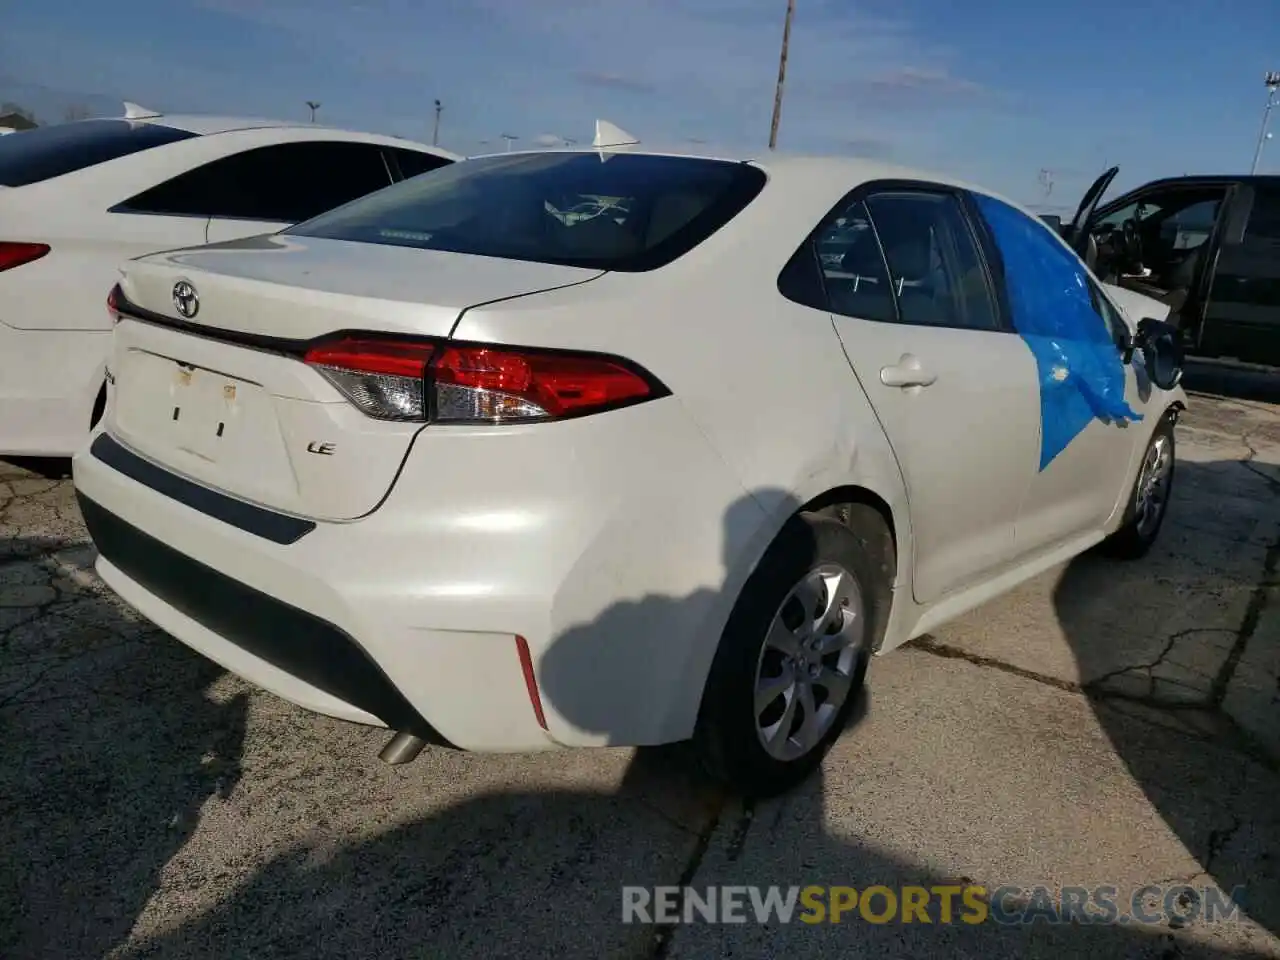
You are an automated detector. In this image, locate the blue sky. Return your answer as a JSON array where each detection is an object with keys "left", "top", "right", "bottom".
[{"left": 2, "top": 0, "right": 1278, "bottom": 207}]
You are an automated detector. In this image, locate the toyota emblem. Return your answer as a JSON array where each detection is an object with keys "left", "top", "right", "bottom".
[{"left": 173, "top": 280, "right": 199, "bottom": 319}]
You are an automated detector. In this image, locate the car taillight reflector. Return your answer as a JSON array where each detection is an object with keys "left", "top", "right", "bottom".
[
  {"left": 0, "top": 242, "right": 50, "bottom": 272},
  {"left": 302, "top": 335, "right": 662, "bottom": 424},
  {"left": 515, "top": 635, "right": 548, "bottom": 730},
  {"left": 107, "top": 283, "right": 122, "bottom": 322}
]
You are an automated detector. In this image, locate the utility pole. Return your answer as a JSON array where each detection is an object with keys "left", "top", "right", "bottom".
[
  {"left": 1251, "top": 71, "right": 1280, "bottom": 174},
  {"left": 768, "top": 0, "right": 795, "bottom": 149},
  {"left": 433, "top": 99, "right": 442, "bottom": 146},
  {"left": 305, "top": 100, "right": 320, "bottom": 123}
]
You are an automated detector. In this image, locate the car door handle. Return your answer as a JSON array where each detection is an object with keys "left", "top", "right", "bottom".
[{"left": 880, "top": 355, "right": 937, "bottom": 388}]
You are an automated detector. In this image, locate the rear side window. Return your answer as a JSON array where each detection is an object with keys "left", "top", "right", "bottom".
[
  {"left": 287, "top": 152, "right": 768, "bottom": 271},
  {"left": 1245, "top": 186, "right": 1280, "bottom": 243},
  {"left": 812, "top": 200, "right": 896, "bottom": 323},
  {"left": 0, "top": 119, "right": 196, "bottom": 187},
  {"left": 865, "top": 191, "right": 1001, "bottom": 331},
  {"left": 386, "top": 146, "right": 453, "bottom": 180},
  {"left": 121, "top": 141, "right": 395, "bottom": 223}
]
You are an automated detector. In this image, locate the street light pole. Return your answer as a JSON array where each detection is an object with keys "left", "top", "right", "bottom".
[
  {"left": 433, "top": 99, "right": 442, "bottom": 146},
  {"left": 305, "top": 100, "right": 320, "bottom": 123},
  {"left": 501, "top": 133, "right": 518, "bottom": 152},
  {"left": 768, "top": 0, "right": 795, "bottom": 149},
  {"left": 1251, "top": 71, "right": 1280, "bottom": 175}
]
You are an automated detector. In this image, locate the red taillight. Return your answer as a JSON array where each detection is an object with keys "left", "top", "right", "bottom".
[
  {"left": 302, "top": 335, "right": 662, "bottom": 424},
  {"left": 304, "top": 337, "right": 436, "bottom": 378},
  {"left": 0, "top": 242, "right": 50, "bottom": 272},
  {"left": 433, "top": 344, "right": 655, "bottom": 421}
]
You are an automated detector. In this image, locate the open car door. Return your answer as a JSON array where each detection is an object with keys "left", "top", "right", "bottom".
[{"left": 1061, "top": 165, "right": 1119, "bottom": 259}]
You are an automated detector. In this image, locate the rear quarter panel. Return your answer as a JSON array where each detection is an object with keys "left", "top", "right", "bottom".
[
  {"left": 450, "top": 179, "right": 913, "bottom": 596},
  {"left": 452, "top": 255, "right": 912, "bottom": 741},
  {"left": 0, "top": 176, "right": 207, "bottom": 453}
]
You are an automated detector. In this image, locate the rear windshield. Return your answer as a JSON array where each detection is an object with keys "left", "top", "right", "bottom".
[
  {"left": 0, "top": 119, "right": 197, "bottom": 187},
  {"left": 287, "top": 151, "right": 767, "bottom": 271}
]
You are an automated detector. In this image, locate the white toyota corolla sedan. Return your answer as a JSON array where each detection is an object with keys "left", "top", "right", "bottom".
[
  {"left": 0, "top": 105, "right": 455, "bottom": 457},
  {"left": 71, "top": 127, "right": 1187, "bottom": 796}
]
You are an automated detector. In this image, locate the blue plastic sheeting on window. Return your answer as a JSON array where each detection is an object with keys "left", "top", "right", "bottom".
[{"left": 972, "top": 194, "right": 1142, "bottom": 471}]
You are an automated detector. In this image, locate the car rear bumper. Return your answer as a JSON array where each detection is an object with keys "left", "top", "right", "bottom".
[
  {"left": 72, "top": 399, "right": 762, "bottom": 752},
  {"left": 78, "top": 491, "right": 449, "bottom": 743},
  {"left": 74, "top": 448, "right": 555, "bottom": 752}
]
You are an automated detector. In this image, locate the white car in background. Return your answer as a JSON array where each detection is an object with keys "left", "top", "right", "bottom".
[
  {"left": 0, "top": 104, "right": 456, "bottom": 457},
  {"left": 72, "top": 125, "right": 1186, "bottom": 796}
]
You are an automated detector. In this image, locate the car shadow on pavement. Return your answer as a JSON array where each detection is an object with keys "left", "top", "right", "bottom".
[
  {"left": 1182, "top": 363, "right": 1280, "bottom": 407},
  {"left": 1054, "top": 453, "right": 1280, "bottom": 945},
  {"left": 1, "top": 456, "right": 73, "bottom": 480},
  {"left": 0, "top": 520, "right": 248, "bottom": 959},
  {"left": 92, "top": 487, "right": 1276, "bottom": 959}
]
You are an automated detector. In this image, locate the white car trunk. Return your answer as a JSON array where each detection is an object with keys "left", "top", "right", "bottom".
[{"left": 108, "top": 237, "right": 603, "bottom": 521}]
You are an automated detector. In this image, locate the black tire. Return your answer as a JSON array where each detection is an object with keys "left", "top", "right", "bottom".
[
  {"left": 1101, "top": 412, "right": 1177, "bottom": 560},
  {"left": 693, "top": 506, "right": 893, "bottom": 798}
]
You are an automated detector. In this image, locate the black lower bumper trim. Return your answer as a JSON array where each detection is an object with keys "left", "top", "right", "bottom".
[
  {"left": 90, "top": 433, "right": 315, "bottom": 545},
  {"left": 78, "top": 492, "right": 449, "bottom": 745}
]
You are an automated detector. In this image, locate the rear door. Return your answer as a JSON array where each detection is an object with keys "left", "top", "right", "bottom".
[
  {"left": 815, "top": 184, "right": 1042, "bottom": 604},
  {"left": 1199, "top": 182, "right": 1280, "bottom": 366},
  {"left": 121, "top": 140, "right": 399, "bottom": 243}
]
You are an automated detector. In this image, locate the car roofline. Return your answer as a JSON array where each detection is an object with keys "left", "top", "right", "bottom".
[
  {"left": 121, "top": 114, "right": 454, "bottom": 156},
  {"left": 453, "top": 145, "right": 1051, "bottom": 223},
  {"left": 1120, "top": 174, "right": 1280, "bottom": 190}
]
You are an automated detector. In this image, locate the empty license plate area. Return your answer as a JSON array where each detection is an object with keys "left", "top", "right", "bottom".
[
  {"left": 112, "top": 348, "right": 300, "bottom": 504},
  {"left": 173, "top": 363, "right": 245, "bottom": 460}
]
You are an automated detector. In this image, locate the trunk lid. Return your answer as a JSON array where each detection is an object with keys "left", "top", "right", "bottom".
[
  {"left": 108, "top": 237, "right": 603, "bottom": 522},
  {"left": 121, "top": 233, "right": 602, "bottom": 341}
]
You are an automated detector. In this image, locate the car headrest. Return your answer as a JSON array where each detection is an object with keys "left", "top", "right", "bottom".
[
  {"left": 881, "top": 236, "right": 930, "bottom": 281},
  {"left": 646, "top": 192, "right": 706, "bottom": 246},
  {"left": 556, "top": 211, "right": 641, "bottom": 258},
  {"left": 873, "top": 216, "right": 931, "bottom": 280}
]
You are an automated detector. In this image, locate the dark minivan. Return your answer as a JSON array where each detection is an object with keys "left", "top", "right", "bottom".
[{"left": 1054, "top": 169, "right": 1280, "bottom": 368}]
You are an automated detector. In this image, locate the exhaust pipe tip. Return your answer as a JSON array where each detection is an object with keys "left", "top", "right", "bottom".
[{"left": 378, "top": 730, "right": 427, "bottom": 765}]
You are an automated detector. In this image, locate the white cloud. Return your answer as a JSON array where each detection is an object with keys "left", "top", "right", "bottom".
[{"left": 184, "top": 0, "right": 989, "bottom": 151}]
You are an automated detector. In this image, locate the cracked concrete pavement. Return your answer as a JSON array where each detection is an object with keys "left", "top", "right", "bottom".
[
  {"left": 2, "top": 387, "right": 1278, "bottom": 959},
  {"left": 913, "top": 387, "right": 1280, "bottom": 762}
]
